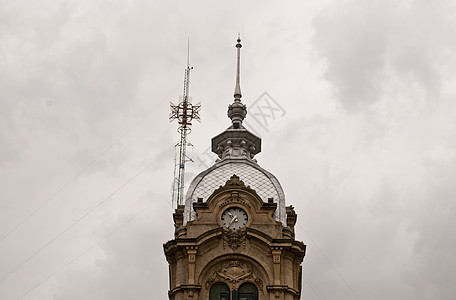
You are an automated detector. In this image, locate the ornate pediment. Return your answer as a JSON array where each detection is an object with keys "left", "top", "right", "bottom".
[
  {"left": 205, "top": 260, "right": 263, "bottom": 291},
  {"left": 225, "top": 174, "right": 246, "bottom": 187},
  {"left": 212, "top": 174, "right": 257, "bottom": 195}
]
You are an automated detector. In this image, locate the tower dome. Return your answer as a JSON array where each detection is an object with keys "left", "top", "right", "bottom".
[
  {"left": 184, "top": 158, "right": 286, "bottom": 225},
  {"left": 183, "top": 36, "right": 286, "bottom": 226}
]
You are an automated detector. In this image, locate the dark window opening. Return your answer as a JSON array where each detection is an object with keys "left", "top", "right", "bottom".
[
  {"left": 237, "top": 283, "right": 258, "bottom": 300},
  {"left": 210, "top": 282, "right": 230, "bottom": 300}
]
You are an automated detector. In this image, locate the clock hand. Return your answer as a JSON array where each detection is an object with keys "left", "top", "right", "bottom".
[{"left": 229, "top": 215, "right": 238, "bottom": 226}]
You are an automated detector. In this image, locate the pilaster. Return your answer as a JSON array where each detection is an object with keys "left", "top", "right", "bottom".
[
  {"left": 271, "top": 246, "right": 282, "bottom": 285},
  {"left": 186, "top": 246, "right": 198, "bottom": 284}
]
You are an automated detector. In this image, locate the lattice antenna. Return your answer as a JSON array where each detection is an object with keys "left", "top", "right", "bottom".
[{"left": 170, "top": 39, "right": 201, "bottom": 207}]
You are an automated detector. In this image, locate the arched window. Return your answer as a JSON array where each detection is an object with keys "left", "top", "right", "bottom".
[
  {"left": 238, "top": 283, "right": 258, "bottom": 300},
  {"left": 209, "top": 282, "right": 230, "bottom": 300}
]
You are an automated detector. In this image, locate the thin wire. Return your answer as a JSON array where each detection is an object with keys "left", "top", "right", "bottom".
[
  {"left": 0, "top": 145, "right": 175, "bottom": 284},
  {"left": 15, "top": 190, "right": 170, "bottom": 300},
  {"left": 0, "top": 85, "right": 181, "bottom": 245},
  {"left": 302, "top": 274, "right": 327, "bottom": 300},
  {"left": 190, "top": 83, "right": 226, "bottom": 127},
  {"left": 298, "top": 223, "right": 361, "bottom": 300}
]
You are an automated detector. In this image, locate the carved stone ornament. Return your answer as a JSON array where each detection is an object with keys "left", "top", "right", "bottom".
[
  {"left": 225, "top": 174, "right": 246, "bottom": 187},
  {"left": 218, "top": 192, "right": 251, "bottom": 209},
  {"left": 223, "top": 228, "right": 246, "bottom": 251},
  {"left": 205, "top": 260, "right": 263, "bottom": 291},
  {"left": 213, "top": 174, "right": 257, "bottom": 196}
]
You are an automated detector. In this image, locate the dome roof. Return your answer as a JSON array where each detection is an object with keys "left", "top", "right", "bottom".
[
  {"left": 183, "top": 37, "right": 286, "bottom": 226},
  {"left": 184, "top": 158, "right": 286, "bottom": 226}
]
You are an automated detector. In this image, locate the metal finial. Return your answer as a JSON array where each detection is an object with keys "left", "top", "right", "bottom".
[
  {"left": 234, "top": 35, "right": 242, "bottom": 100},
  {"left": 228, "top": 35, "right": 247, "bottom": 128}
]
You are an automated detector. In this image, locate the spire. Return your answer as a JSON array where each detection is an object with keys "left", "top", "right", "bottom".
[
  {"left": 234, "top": 34, "right": 242, "bottom": 100},
  {"left": 228, "top": 35, "right": 247, "bottom": 129},
  {"left": 212, "top": 36, "right": 261, "bottom": 161}
]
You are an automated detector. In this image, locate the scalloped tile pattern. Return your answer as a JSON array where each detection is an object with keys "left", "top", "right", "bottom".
[
  {"left": 188, "top": 162, "right": 280, "bottom": 221},
  {"left": 190, "top": 163, "right": 279, "bottom": 202}
]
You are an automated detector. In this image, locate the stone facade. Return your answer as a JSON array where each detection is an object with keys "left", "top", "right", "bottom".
[{"left": 164, "top": 175, "right": 306, "bottom": 300}]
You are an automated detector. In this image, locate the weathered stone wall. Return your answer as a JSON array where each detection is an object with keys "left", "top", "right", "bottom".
[{"left": 164, "top": 175, "right": 306, "bottom": 300}]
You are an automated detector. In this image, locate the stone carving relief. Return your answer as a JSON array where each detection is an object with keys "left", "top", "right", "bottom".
[
  {"left": 218, "top": 192, "right": 252, "bottom": 209},
  {"left": 205, "top": 260, "right": 263, "bottom": 291},
  {"left": 223, "top": 228, "right": 247, "bottom": 251}
]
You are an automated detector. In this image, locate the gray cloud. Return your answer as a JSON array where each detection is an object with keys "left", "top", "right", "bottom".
[
  {"left": 1, "top": 1, "right": 456, "bottom": 299},
  {"left": 313, "top": 0, "right": 456, "bottom": 111},
  {"left": 53, "top": 208, "right": 170, "bottom": 300}
]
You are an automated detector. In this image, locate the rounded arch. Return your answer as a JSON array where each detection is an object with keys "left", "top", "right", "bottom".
[{"left": 198, "top": 254, "right": 270, "bottom": 299}]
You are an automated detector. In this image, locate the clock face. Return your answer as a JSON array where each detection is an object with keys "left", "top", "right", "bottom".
[{"left": 221, "top": 207, "right": 248, "bottom": 230}]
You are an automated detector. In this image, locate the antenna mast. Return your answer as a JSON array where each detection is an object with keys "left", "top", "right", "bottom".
[{"left": 170, "top": 39, "right": 201, "bottom": 207}]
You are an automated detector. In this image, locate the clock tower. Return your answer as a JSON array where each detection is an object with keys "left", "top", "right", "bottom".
[{"left": 164, "top": 37, "right": 306, "bottom": 300}]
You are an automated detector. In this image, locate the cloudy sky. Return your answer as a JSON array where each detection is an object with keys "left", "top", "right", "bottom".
[{"left": 1, "top": 0, "right": 456, "bottom": 299}]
